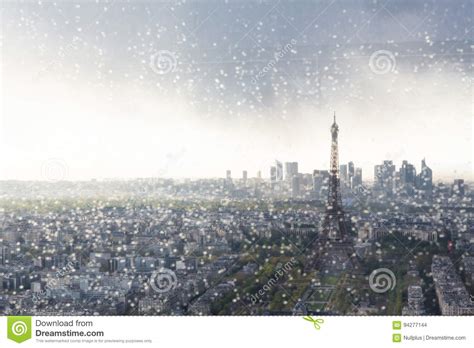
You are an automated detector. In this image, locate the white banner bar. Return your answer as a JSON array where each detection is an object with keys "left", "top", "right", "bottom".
[{"left": 0, "top": 316, "right": 472, "bottom": 347}]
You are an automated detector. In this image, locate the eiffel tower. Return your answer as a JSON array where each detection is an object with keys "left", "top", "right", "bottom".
[
  {"left": 317, "top": 113, "right": 357, "bottom": 274},
  {"left": 322, "top": 113, "right": 347, "bottom": 241},
  {"left": 303, "top": 114, "right": 361, "bottom": 315}
]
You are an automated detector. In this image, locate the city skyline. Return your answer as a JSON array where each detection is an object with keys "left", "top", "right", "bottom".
[
  {"left": 0, "top": 155, "right": 468, "bottom": 183},
  {"left": 0, "top": 135, "right": 467, "bottom": 183},
  {"left": 0, "top": 113, "right": 470, "bottom": 183}
]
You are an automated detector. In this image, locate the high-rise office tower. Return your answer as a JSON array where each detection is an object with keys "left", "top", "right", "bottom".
[
  {"left": 270, "top": 166, "right": 277, "bottom": 185},
  {"left": 284, "top": 162, "right": 299, "bottom": 181},
  {"left": 291, "top": 175, "right": 300, "bottom": 198},
  {"left": 418, "top": 159, "right": 433, "bottom": 194},
  {"left": 313, "top": 170, "right": 330, "bottom": 200},
  {"left": 340, "top": 164, "right": 348, "bottom": 185},
  {"left": 374, "top": 165, "right": 381, "bottom": 186},
  {"left": 400, "top": 160, "right": 416, "bottom": 186},
  {"left": 225, "top": 170, "right": 233, "bottom": 189},
  {"left": 452, "top": 179, "right": 465, "bottom": 197},
  {"left": 352, "top": 167, "right": 362, "bottom": 188},
  {"left": 242, "top": 170, "right": 248, "bottom": 186},
  {"left": 374, "top": 160, "right": 396, "bottom": 195},
  {"left": 275, "top": 160, "right": 283, "bottom": 181},
  {"left": 400, "top": 160, "right": 416, "bottom": 195},
  {"left": 348, "top": 161, "right": 355, "bottom": 186}
]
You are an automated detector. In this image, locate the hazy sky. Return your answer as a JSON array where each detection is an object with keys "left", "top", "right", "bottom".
[{"left": 1, "top": 0, "right": 472, "bottom": 181}]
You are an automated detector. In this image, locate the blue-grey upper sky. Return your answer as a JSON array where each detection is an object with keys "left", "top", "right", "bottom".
[{"left": 1, "top": 0, "right": 472, "bottom": 181}]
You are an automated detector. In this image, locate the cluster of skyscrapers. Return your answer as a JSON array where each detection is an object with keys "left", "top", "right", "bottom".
[
  {"left": 225, "top": 159, "right": 364, "bottom": 200},
  {"left": 374, "top": 159, "right": 433, "bottom": 197},
  {"left": 225, "top": 158, "right": 466, "bottom": 203}
]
